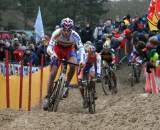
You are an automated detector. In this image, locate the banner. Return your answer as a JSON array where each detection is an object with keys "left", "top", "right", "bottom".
[{"left": 0, "top": 62, "right": 39, "bottom": 76}]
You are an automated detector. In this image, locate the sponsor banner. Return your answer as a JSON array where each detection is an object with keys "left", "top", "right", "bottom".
[{"left": 0, "top": 62, "right": 39, "bottom": 76}]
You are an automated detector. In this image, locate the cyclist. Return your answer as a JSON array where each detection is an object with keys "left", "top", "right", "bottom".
[
  {"left": 78, "top": 41, "right": 101, "bottom": 108},
  {"left": 130, "top": 41, "right": 148, "bottom": 64},
  {"left": 100, "top": 38, "right": 117, "bottom": 94},
  {"left": 43, "top": 17, "right": 85, "bottom": 110}
]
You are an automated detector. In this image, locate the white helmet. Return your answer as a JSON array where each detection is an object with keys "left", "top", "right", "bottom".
[
  {"left": 85, "top": 41, "right": 92, "bottom": 45},
  {"left": 61, "top": 17, "right": 74, "bottom": 30},
  {"left": 103, "top": 38, "right": 111, "bottom": 49},
  {"left": 84, "top": 44, "right": 95, "bottom": 52}
]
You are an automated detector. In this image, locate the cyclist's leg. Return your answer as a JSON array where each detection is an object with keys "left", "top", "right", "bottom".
[
  {"left": 78, "top": 68, "right": 85, "bottom": 99},
  {"left": 47, "top": 64, "right": 58, "bottom": 98},
  {"left": 67, "top": 56, "right": 77, "bottom": 84},
  {"left": 65, "top": 48, "right": 78, "bottom": 84},
  {"left": 46, "top": 45, "right": 62, "bottom": 98},
  {"left": 63, "top": 50, "right": 77, "bottom": 98},
  {"left": 43, "top": 45, "right": 61, "bottom": 110}
]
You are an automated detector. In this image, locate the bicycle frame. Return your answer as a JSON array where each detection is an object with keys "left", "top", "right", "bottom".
[{"left": 48, "top": 59, "right": 78, "bottom": 112}]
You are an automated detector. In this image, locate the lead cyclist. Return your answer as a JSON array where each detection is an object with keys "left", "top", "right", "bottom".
[{"left": 43, "top": 17, "right": 86, "bottom": 110}]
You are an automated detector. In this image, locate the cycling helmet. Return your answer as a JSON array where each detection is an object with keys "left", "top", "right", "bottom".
[
  {"left": 85, "top": 41, "right": 92, "bottom": 45},
  {"left": 103, "top": 38, "right": 111, "bottom": 49},
  {"left": 61, "top": 17, "right": 74, "bottom": 30},
  {"left": 84, "top": 44, "right": 95, "bottom": 52},
  {"left": 135, "top": 41, "right": 146, "bottom": 53}
]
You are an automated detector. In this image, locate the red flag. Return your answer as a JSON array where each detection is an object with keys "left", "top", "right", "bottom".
[
  {"left": 155, "top": 0, "right": 160, "bottom": 19},
  {"left": 147, "top": 0, "right": 157, "bottom": 25},
  {"left": 147, "top": 0, "right": 159, "bottom": 30}
]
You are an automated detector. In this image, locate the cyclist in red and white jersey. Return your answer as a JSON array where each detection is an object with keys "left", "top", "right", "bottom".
[
  {"left": 43, "top": 17, "right": 85, "bottom": 110},
  {"left": 78, "top": 41, "right": 101, "bottom": 107}
]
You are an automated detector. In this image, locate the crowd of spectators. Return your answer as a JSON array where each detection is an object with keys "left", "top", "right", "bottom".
[
  {"left": 0, "top": 32, "right": 50, "bottom": 66},
  {"left": 0, "top": 14, "right": 155, "bottom": 67},
  {"left": 76, "top": 14, "right": 151, "bottom": 53}
]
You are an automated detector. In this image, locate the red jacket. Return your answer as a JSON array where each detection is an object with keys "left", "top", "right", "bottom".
[{"left": 13, "top": 49, "right": 24, "bottom": 62}]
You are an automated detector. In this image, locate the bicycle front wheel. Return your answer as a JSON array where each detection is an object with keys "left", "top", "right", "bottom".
[
  {"left": 108, "top": 71, "right": 117, "bottom": 94},
  {"left": 88, "top": 81, "right": 96, "bottom": 114},
  {"left": 101, "top": 75, "right": 108, "bottom": 95},
  {"left": 48, "top": 81, "right": 60, "bottom": 112},
  {"left": 53, "top": 78, "right": 65, "bottom": 112},
  {"left": 101, "top": 68, "right": 108, "bottom": 95}
]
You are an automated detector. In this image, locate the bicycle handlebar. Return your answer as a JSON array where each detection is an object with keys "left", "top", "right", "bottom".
[{"left": 58, "top": 59, "right": 79, "bottom": 66}]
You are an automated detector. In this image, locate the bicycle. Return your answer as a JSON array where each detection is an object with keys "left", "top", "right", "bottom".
[
  {"left": 101, "top": 61, "right": 117, "bottom": 95},
  {"left": 80, "top": 71, "right": 96, "bottom": 114},
  {"left": 47, "top": 59, "right": 78, "bottom": 112}
]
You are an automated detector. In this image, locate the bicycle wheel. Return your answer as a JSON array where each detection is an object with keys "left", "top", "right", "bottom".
[
  {"left": 108, "top": 71, "right": 117, "bottom": 94},
  {"left": 88, "top": 81, "right": 96, "bottom": 114},
  {"left": 83, "top": 83, "right": 89, "bottom": 109},
  {"left": 101, "top": 68, "right": 108, "bottom": 95},
  {"left": 53, "top": 78, "right": 65, "bottom": 112},
  {"left": 48, "top": 81, "right": 60, "bottom": 112}
]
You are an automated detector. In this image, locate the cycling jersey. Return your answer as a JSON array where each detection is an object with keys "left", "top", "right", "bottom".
[
  {"left": 85, "top": 52, "right": 101, "bottom": 75},
  {"left": 78, "top": 52, "right": 101, "bottom": 80},
  {"left": 101, "top": 48, "right": 116, "bottom": 64},
  {"left": 48, "top": 28, "right": 85, "bottom": 63}
]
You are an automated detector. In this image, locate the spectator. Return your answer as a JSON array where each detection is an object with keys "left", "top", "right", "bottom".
[
  {"left": 13, "top": 38, "right": 24, "bottom": 63},
  {"left": 0, "top": 40, "right": 5, "bottom": 61},
  {"left": 103, "top": 20, "right": 112, "bottom": 34},
  {"left": 27, "top": 44, "right": 39, "bottom": 66},
  {"left": 36, "top": 36, "right": 50, "bottom": 66},
  {"left": 81, "top": 23, "right": 93, "bottom": 43},
  {"left": 93, "top": 23, "right": 103, "bottom": 41}
]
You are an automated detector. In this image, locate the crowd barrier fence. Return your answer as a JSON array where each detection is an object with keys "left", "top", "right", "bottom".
[{"left": 0, "top": 50, "right": 78, "bottom": 111}]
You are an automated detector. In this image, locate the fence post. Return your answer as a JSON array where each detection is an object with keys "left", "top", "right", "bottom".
[
  {"left": 19, "top": 61, "right": 23, "bottom": 109},
  {"left": 39, "top": 54, "right": 44, "bottom": 106},
  {"left": 5, "top": 49, "right": 10, "bottom": 108},
  {"left": 28, "top": 62, "right": 32, "bottom": 111}
]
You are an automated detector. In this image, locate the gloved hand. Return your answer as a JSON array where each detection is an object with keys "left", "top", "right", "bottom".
[
  {"left": 50, "top": 51, "right": 58, "bottom": 61},
  {"left": 47, "top": 46, "right": 58, "bottom": 60},
  {"left": 79, "top": 61, "right": 85, "bottom": 68},
  {"left": 47, "top": 45, "right": 57, "bottom": 60}
]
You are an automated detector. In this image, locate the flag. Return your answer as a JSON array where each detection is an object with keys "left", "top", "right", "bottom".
[
  {"left": 147, "top": 0, "right": 159, "bottom": 31},
  {"left": 155, "top": 0, "right": 160, "bottom": 19},
  {"left": 34, "top": 6, "right": 44, "bottom": 43}
]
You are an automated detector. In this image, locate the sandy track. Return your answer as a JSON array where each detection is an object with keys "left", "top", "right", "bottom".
[{"left": 1, "top": 65, "right": 160, "bottom": 130}]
